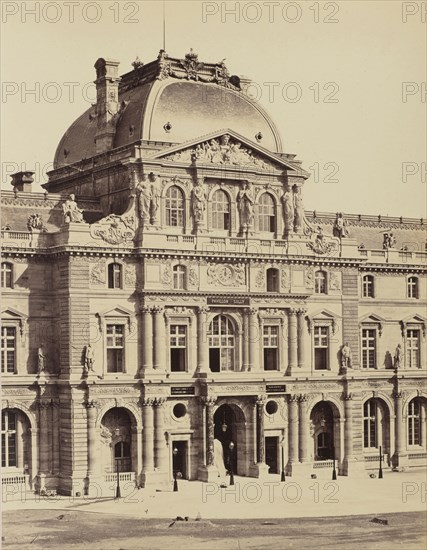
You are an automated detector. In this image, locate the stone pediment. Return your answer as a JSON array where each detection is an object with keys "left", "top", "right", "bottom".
[{"left": 150, "top": 129, "right": 306, "bottom": 174}]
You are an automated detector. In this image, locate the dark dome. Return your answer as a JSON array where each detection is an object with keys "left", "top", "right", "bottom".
[{"left": 53, "top": 56, "right": 283, "bottom": 169}]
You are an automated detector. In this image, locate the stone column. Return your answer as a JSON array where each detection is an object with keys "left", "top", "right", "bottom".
[
  {"left": 288, "top": 395, "right": 299, "bottom": 465},
  {"left": 288, "top": 309, "right": 298, "bottom": 371},
  {"left": 86, "top": 400, "right": 99, "bottom": 477},
  {"left": 29, "top": 427, "right": 38, "bottom": 490},
  {"left": 142, "top": 306, "right": 153, "bottom": 372},
  {"left": 153, "top": 398, "right": 167, "bottom": 473},
  {"left": 152, "top": 306, "right": 165, "bottom": 370},
  {"left": 249, "top": 395, "right": 270, "bottom": 478},
  {"left": 52, "top": 401, "right": 60, "bottom": 474},
  {"left": 394, "top": 392, "right": 406, "bottom": 465},
  {"left": 142, "top": 399, "right": 154, "bottom": 477},
  {"left": 38, "top": 402, "right": 50, "bottom": 477},
  {"left": 197, "top": 307, "right": 210, "bottom": 374},
  {"left": 198, "top": 397, "right": 219, "bottom": 482},
  {"left": 297, "top": 308, "right": 307, "bottom": 369},
  {"left": 242, "top": 311, "right": 249, "bottom": 372},
  {"left": 344, "top": 394, "right": 353, "bottom": 461},
  {"left": 298, "top": 394, "right": 309, "bottom": 463},
  {"left": 248, "top": 308, "right": 260, "bottom": 372},
  {"left": 256, "top": 396, "right": 266, "bottom": 463}
]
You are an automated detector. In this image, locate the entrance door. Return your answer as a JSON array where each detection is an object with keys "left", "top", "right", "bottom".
[
  {"left": 265, "top": 437, "right": 279, "bottom": 474},
  {"left": 172, "top": 441, "right": 187, "bottom": 479},
  {"left": 317, "top": 432, "right": 333, "bottom": 460},
  {"left": 114, "top": 441, "right": 131, "bottom": 472}
]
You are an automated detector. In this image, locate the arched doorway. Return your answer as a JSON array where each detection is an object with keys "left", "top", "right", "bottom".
[
  {"left": 100, "top": 408, "right": 134, "bottom": 473},
  {"left": 214, "top": 403, "right": 246, "bottom": 476},
  {"left": 310, "top": 402, "right": 338, "bottom": 460}
]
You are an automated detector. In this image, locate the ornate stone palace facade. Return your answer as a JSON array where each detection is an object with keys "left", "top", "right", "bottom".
[{"left": 1, "top": 51, "right": 426, "bottom": 497}]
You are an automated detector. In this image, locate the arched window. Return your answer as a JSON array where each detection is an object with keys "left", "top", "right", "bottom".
[
  {"left": 1, "top": 410, "right": 17, "bottom": 467},
  {"left": 173, "top": 265, "right": 186, "bottom": 290},
  {"left": 363, "top": 399, "right": 378, "bottom": 448},
  {"left": 407, "top": 276, "right": 419, "bottom": 299},
  {"left": 1, "top": 263, "right": 13, "bottom": 289},
  {"left": 314, "top": 271, "right": 327, "bottom": 294},
  {"left": 108, "top": 263, "right": 122, "bottom": 289},
  {"left": 165, "top": 186, "right": 185, "bottom": 227},
  {"left": 362, "top": 275, "right": 374, "bottom": 298},
  {"left": 208, "top": 315, "right": 235, "bottom": 372},
  {"left": 259, "top": 193, "right": 276, "bottom": 232},
  {"left": 407, "top": 398, "right": 422, "bottom": 446},
  {"left": 266, "top": 268, "right": 279, "bottom": 292},
  {"left": 211, "top": 190, "right": 230, "bottom": 230}
]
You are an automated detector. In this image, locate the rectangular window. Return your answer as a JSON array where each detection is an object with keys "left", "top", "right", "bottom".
[
  {"left": 406, "top": 329, "right": 420, "bottom": 368},
  {"left": 1, "top": 327, "right": 16, "bottom": 374},
  {"left": 106, "top": 324, "right": 124, "bottom": 373},
  {"left": 1, "top": 411, "right": 17, "bottom": 468},
  {"left": 170, "top": 325, "right": 187, "bottom": 372},
  {"left": 263, "top": 326, "right": 278, "bottom": 371},
  {"left": 314, "top": 326, "right": 328, "bottom": 370},
  {"left": 361, "top": 329, "right": 376, "bottom": 369}
]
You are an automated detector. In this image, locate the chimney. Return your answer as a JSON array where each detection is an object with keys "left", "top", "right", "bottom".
[
  {"left": 94, "top": 58, "right": 121, "bottom": 154},
  {"left": 11, "top": 171, "right": 34, "bottom": 192}
]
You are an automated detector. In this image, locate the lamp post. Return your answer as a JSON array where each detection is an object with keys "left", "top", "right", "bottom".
[
  {"left": 115, "top": 459, "right": 121, "bottom": 499},
  {"left": 378, "top": 445, "right": 383, "bottom": 479},
  {"left": 332, "top": 446, "right": 337, "bottom": 481},
  {"left": 229, "top": 441, "right": 235, "bottom": 486},
  {"left": 280, "top": 437, "right": 286, "bottom": 482},
  {"left": 173, "top": 447, "right": 179, "bottom": 492}
]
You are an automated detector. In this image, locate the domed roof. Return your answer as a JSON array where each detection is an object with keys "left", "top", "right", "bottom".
[{"left": 53, "top": 51, "right": 283, "bottom": 169}]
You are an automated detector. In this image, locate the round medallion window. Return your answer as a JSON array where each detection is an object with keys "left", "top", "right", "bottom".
[
  {"left": 173, "top": 403, "right": 187, "bottom": 419},
  {"left": 266, "top": 400, "right": 278, "bottom": 415}
]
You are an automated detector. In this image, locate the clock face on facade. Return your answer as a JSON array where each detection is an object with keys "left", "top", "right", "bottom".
[{"left": 217, "top": 265, "right": 234, "bottom": 285}]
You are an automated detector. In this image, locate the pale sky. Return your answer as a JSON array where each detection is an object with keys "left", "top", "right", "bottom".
[{"left": 1, "top": 0, "right": 426, "bottom": 217}]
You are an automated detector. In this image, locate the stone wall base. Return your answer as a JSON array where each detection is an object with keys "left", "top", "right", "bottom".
[
  {"left": 197, "top": 465, "right": 220, "bottom": 483},
  {"left": 286, "top": 461, "right": 312, "bottom": 478},
  {"left": 248, "top": 462, "right": 270, "bottom": 479}
]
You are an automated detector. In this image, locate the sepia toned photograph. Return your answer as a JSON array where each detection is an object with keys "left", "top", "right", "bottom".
[{"left": 1, "top": 1, "right": 426, "bottom": 548}]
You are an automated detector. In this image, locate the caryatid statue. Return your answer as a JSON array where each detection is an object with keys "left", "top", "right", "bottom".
[
  {"left": 293, "top": 185, "right": 304, "bottom": 234},
  {"left": 149, "top": 172, "right": 160, "bottom": 224},
  {"left": 137, "top": 174, "right": 151, "bottom": 223},
  {"left": 281, "top": 187, "right": 294, "bottom": 235},
  {"left": 191, "top": 178, "right": 206, "bottom": 229},
  {"left": 236, "top": 180, "right": 255, "bottom": 234}
]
